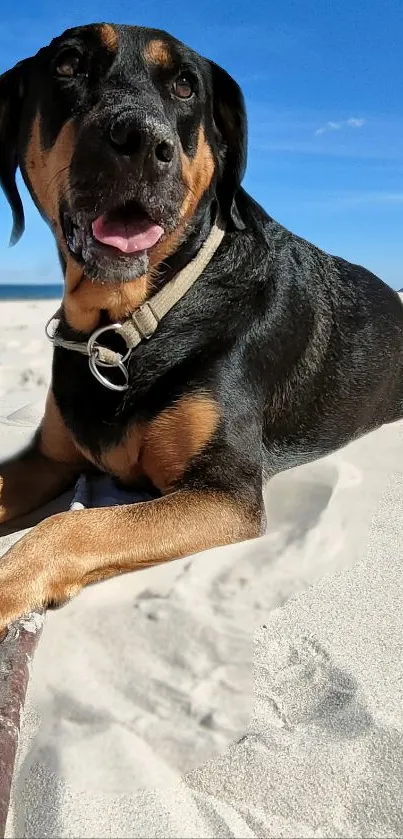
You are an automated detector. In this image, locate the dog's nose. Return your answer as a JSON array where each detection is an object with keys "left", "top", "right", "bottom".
[{"left": 108, "top": 115, "right": 175, "bottom": 169}]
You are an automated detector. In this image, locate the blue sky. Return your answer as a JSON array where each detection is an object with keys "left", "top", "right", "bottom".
[{"left": 0, "top": 0, "right": 402, "bottom": 287}]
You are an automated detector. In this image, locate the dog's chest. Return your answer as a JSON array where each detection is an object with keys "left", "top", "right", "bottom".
[{"left": 73, "top": 391, "right": 220, "bottom": 492}]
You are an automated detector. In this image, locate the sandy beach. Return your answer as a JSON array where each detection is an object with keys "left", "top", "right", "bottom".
[
  {"left": 0, "top": 301, "right": 53, "bottom": 416},
  {"left": 1, "top": 298, "right": 403, "bottom": 837}
]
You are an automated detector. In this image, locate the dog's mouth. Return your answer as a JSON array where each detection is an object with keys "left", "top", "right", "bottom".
[
  {"left": 92, "top": 206, "right": 164, "bottom": 254},
  {"left": 63, "top": 199, "right": 165, "bottom": 279}
]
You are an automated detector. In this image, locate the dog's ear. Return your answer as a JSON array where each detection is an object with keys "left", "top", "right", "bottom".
[
  {"left": 209, "top": 61, "right": 247, "bottom": 230},
  {"left": 0, "top": 59, "right": 31, "bottom": 245}
]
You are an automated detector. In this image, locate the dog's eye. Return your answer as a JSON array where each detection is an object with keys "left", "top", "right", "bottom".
[
  {"left": 173, "top": 73, "right": 194, "bottom": 100},
  {"left": 54, "top": 50, "right": 85, "bottom": 79}
]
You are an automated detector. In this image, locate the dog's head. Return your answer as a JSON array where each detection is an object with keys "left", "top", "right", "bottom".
[{"left": 0, "top": 24, "right": 247, "bottom": 290}]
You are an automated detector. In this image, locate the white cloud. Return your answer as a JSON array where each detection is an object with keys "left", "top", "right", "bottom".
[
  {"left": 315, "top": 117, "right": 366, "bottom": 136},
  {"left": 347, "top": 117, "right": 366, "bottom": 128}
]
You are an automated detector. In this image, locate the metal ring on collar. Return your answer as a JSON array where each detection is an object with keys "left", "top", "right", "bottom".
[
  {"left": 45, "top": 314, "right": 58, "bottom": 341},
  {"left": 87, "top": 323, "right": 132, "bottom": 366},
  {"left": 88, "top": 354, "right": 129, "bottom": 392}
]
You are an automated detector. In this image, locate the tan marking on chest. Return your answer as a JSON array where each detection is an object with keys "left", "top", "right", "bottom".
[
  {"left": 76, "top": 394, "right": 220, "bottom": 491},
  {"left": 99, "top": 426, "right": 143, "bottom": 482},
  {"left": 140, "top": 394, "right": 220, "bottom": 490}
]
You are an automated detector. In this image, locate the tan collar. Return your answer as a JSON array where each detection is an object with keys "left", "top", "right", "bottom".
[{"left": 46, "top": 216, "right": 225, "bottom": 392}]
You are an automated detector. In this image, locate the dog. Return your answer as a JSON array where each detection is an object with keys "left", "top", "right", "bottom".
[{"left": 0, "top": 23, "right": 402, "bottom": 633}]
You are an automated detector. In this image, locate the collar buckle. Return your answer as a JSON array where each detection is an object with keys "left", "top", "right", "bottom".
[{"left": 131, "top": 302, "right": 159, "bottom": 340}]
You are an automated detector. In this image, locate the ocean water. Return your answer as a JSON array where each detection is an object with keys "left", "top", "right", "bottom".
[{"left": 0, "top": 284, "right": 63, "bottom": 301}]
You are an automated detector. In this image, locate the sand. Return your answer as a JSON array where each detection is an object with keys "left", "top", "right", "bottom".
[
  {"left": 0, "top": 301, "right": 53, "bottom": 407},
  {"left": 1, "top": 298, "right": 403, "bottom": 837}
]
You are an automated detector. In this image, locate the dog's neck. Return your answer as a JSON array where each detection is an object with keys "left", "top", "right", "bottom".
[
  {"left": 60, "top": 202, "right": 217, "bottom": 335},
  {"left": 47, "top": 213, "right": 226, "bottom": 395}
]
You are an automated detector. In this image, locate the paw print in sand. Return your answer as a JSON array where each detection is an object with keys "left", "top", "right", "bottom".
[{"left": 252, "top": 632, "right": 371, "bottom": 737}]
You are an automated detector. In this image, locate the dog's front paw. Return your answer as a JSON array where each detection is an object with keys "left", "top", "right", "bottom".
[
  {"left": 0, "top": 515, "right": 82, "bottom": 634},
  {"left": 0, "top": 544, "right": 45, "bottom": 634}
]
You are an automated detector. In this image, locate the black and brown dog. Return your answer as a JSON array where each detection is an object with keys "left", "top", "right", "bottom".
[{"left": 0, "top": 23, "right": 402, "bottom": 631}]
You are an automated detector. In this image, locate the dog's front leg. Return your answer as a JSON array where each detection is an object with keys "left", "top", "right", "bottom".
[
  {"left": 0, "top": 488, "right": 263, "bottom": 632},
  {"left": 0, "top": 390, "right": 85, "bottom": 524}
]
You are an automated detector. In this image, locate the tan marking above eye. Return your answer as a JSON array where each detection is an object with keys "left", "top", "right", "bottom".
[
  {"left": 97, "top": 23, "right": 118, "bottom": 52},
  {"left": 144, "top": 39, "right": 173, "bottom": 68}
]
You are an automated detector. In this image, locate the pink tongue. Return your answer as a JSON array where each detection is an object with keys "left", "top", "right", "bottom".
[{"left": 92, "top": 214, "right": 164, "bottom": 254}]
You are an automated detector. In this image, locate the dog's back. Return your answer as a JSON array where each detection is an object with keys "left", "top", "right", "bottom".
[{"left": 230, "top": 190, "right": 403, "bottom": 474}]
